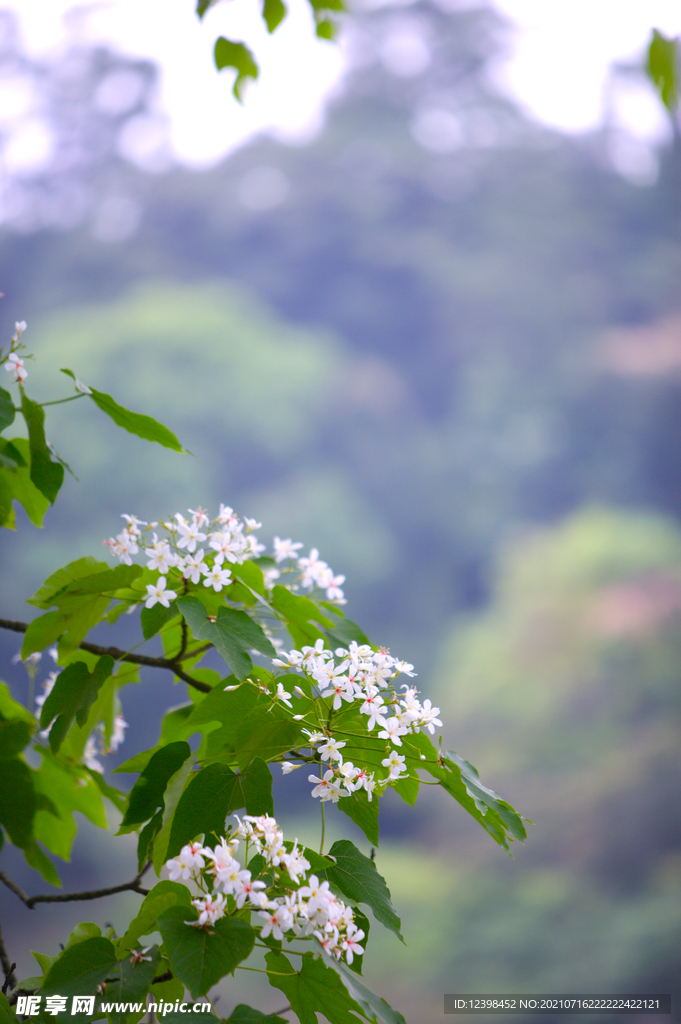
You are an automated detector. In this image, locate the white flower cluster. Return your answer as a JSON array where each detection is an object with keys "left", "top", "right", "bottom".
[
  {"left": 165, "top": 816, "right": 365, "bottom": 963},
  {"left": 3, "top": 321, "right": 28, "bottom": 383},
  {"left": 273, "top": 640, "right": 441, "bottom": 802},
  {"left": 104, "top": 507, "right": 346, "bottom": 605}
]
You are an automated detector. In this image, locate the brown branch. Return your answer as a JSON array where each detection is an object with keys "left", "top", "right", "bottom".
[
  {"left": 0, "top": 618, "right": 211, "bottom": 693},
  {"left": 0, "top": 870, "right": 29, "bottom": 906},
  {"left": 152, "top": 970, "right": 173, "bottom": 985},
  {"left": 0, "top": 915, "right": 17, "bottom": 994},
  {"left": 0, "top": 863, "right": 152, "bottom": 910}
]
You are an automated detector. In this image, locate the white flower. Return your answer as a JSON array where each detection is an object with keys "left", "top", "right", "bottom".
[
  {"left": 276, "top": 682, "right": 293, "bottom": 707},
  {"left": 176, "top": 517, "right": 206, "bottom": 553},
  {"left": 325, "top": 574, "right": 346, "bottom": 603},
  {"left": 75, "top": 378, "right": 92, "bottom": 394},
  {"left": 417, "top": 699, "right": 443, "bottom": 734},
  {"left": 298, "top": 875, "right": 332, "bottom": 914},
  {"left": 121, "top": 514, "right": 147, "bottom": 535},
  {"left": 83, "top": 736, "right": 103, "bottom": 773},
  {"left": 209, "top": 529, "right": 247, "bottom": 565},
  {"left": 377, "top": 716, "right": 409, "bottom": 747},
  {"left": 273, "top": 537, "right": 304, "bottom": 563},
  {"left": 303, "top": 729, "right": 327, "bottom": 745},
  {"left": 181, "top": 550, "right": 209, "bottom": 584},
  {"left": 382, "top": 750, "right": 407, "bottom": 780},
  {"left": 144, "top": 576, "right": 178, "bottom": 609},
  {"left": 359, "top": 692, "right": 386, "bottom": 730},
  {"left": 14, "top": 320, "right": 27, "bottom": 335},
  {"left": 146, "top": 535, "right": 176, "bottom": 574},
  {"left": 5, "top": 352, "right": 27, "bottom": 383},
  {"left": 258, "top": 905, "right": 293, "bottom": 940},
  {"left": 317, "top": 738, "right": 346, "bottom": 762},
  {"left": 191, "top": 893, "right": 227, "bottom": 927},
  {"left": 244, "top": 517, "right": 262, "bottom": 531},
  {"left": 308, "top": 770, "right": 343, "bottom": 802},
  {"left": 233, "top": 874, "right": 267, "bottom": 908},
  {"left": 263, "top": 567, "right": 281, "bottom": 589},
  {"left": 189, "top": 507, "right": 210, "bottom": 527},
  {"left": 107, "top": 715, "right": 128, "bottom": 753},
  {"left": 395, "top": 660, "right": 417, "bottom": 677},
  {"left": 341, "top": 923, "right": 365, "bottom": 964},
  {"left": 35, "top": 671, "right": 58, "bottom": 712},
  {"left": 298, "top": 548, "right": 330, "bottom": 589},
  {"left": 203, "top": 564, "right": 233, "bottom": 591},
  {"left": 167, "top": 842, "right": 206, "bottom": 880},
  {"left": 280, "top": 761, "right": 299, "bottom": 774}
]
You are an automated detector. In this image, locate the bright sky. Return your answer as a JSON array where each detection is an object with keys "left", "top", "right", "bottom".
[{"left": 3, "top": 0, "right": 681, "bottom": 168}]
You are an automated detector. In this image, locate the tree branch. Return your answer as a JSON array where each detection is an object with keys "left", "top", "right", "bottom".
[
  {"left": 0, "top": 915, "right": 17, "bottom": 994},
  {"left": 0, "top": 863, "right": 152, "bottom": 910},
  {"left": 0, "top": 618, "right": 211, "bottom": 693}
]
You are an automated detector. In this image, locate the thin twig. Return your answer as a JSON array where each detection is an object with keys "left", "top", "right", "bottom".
[
  {"left": 0, "top": 863, "right": 152, "bottom": 909},
  {"left": 0, "top": 871, "right": 29, "bottom": 905},
  {"left": 0, "top": 915, "right": 17, "bottom": 994},
  {"left": 152, "top": 970, "right": 173, "bottom": 985},
  {"left": 0, "top": 618, "right": 211, "bottom": 693}
]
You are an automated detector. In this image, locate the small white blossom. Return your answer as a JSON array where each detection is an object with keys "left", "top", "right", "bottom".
[
  {"left": 273, "top": 537, "right": 304, "bottom": 563},
  {"left": 144, "top": 576, "right": 178, "bottom": 609},
  {"left": 203, "top": 564, "right": 233, "bottom": 591}
]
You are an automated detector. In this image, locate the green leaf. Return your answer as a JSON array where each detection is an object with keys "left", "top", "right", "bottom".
[
  {"left": 233, "top": 709, "right": 301, "bottom": 771},
  {"left": 0, "top": 440, "right": 25, "bottom": 469},
  {"left": 59, "top": 372, "right": 185, "bottom": 453},
  {"left": 647, "top": 29, "right": 679, "bottom": 111},
  {"left": 158, "top": 906, "right": 256, "bottom": 998},
  {"left": 65, "top": 922, "right": 102, "bottom": 949},
  {"left": 264, "top": 950, "right": 364, "bottom": 1024},
  {"left": 337, "top": 789, "right": 379, "bottom": 847},
  {"left": 325, "top": 617, "right": 371, "bottom": 649},
  {"left": 29, "top": 556, "right": 109, "bottom": 608},
  {"left": 41, "top": 937, "right": 118, "bottom": 1022},
  {"left": 227, "top": 1006, "right": 287, "bottom": 1024},
  {"left": 214, "top": 38, "right": 259, "bottom": 101},
  {"left": 115, "top": 881, "right": 191, "bottom": 957},
  {"left": 21, "top": 392, "right": 64, "bottom": 503},
  {"left": 59, "top": 564, "right": 142, "bottom": 596},
  {"left": 166, "top": 758, "right": 272, "bottom": 857},
  {"left": 0, "top": 992, "right": 17, "bottom": 1024},
  {"left": 21, "top": 611, "right": 65, "bottom": 659},
  {"left": 0, "top": 759, "right": 36, "bottom": 847},
  {"left": 262, "top": 0, "right": 286, "bottom": 32},
  {"left": 270, "top": 586, "right": 334, "bottom": 647},
  {"left": 40, "top": 656, "right": 115, "bottom": 752},
  {"left": 23, "top": 840, "right": 61, "bottom": 886},
  {"left": 32, "top": 751, "right": 107, "bottom": 861},
  {"left": 445, "top": 749, "right": 526, "bottom": 842},
  {"left": 105, "top": 945, "right": 161, "bottom": 1024},
  {"left": 401, "top": 732, "right": 524, "bottom": 851},
  {"left": 0, "top": 718, "right": 33, "bottom": 758},
  {"left": 314, "top": 943, "right": 406, "bottom": 1024},
  {"left": 178, "top": 598, "right": 275, "bottom": 680},
  {"left": 140, "top": 602, "right": 179, "bottom": 641},
  {"left": 137, "top": 810, "right": 163, "bottom": 871},
  {"left": 323, "top": 840, "right": 402, "bottom": 941},
  {"left": 196, "top": 0, "right": 220, "bottom": 16},
  {"left": 0, "top": 438, "right": 50, "bottom": 528},
  {"left": 0, "top": 681, "right": 35, "bottom": 724},
  {"left": 121, "top": 741, "right": 192, "bottom": 827},
  {"left": 0, "top": 386, "right": 15, "bottom": 432}
]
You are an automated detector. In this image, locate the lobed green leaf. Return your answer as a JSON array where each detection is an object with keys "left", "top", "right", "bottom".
[
  {"left": 21, "top": 392, "right": 64, "bottom": 504},
  {"left": 158, "top": 906, "right": 256, "bottom": 998}
]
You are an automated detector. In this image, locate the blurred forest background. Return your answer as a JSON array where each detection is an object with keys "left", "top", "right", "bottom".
[{"left": 0, "top": 1, "right": 680, "bottom": 1021}]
